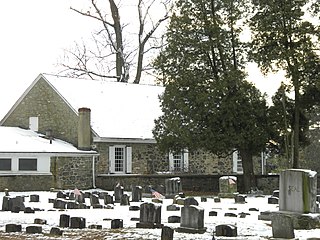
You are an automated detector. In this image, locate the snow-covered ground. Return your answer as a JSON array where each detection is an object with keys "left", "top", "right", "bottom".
[{"left": 0, "top": 190, "right": 319, "bottom": 239}]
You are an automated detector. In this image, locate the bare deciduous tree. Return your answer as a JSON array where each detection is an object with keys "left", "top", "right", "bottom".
[{"left": 60, "top": 0, "right": 172, "bottom": 83}]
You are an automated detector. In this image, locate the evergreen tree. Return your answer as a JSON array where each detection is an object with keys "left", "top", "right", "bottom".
[
  {"left": 249, "top": 0, "right": 320, "bottom": 168},
  {"left": 153, "top": 0, "right": 270, "bottom": 192}
]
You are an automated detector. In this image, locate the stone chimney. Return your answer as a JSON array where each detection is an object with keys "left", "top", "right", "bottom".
[{"left": 78, "top": 107, "right": 92, "bottom": 150}]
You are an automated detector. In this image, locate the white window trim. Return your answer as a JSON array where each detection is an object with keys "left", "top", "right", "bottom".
[
  {"left": 109, "top": 145, "right": 132, "bottom": 174},
  {"left": 232, "top": 151, "right": 243, "bottom": 174},
  {"left": 29, "top": 116, "right": 39, "bottom": 131},
  {"left": 169, "top": 150, "right": 189, "bottom": 173}
]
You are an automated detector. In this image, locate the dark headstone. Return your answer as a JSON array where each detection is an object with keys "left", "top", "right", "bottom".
[
  {"left": 120, "top": 194, "right": 130, "bottom": 206},
  {"left": 53, "top": 199, "right": 66, "bottom": 209},
  {"left": 215, "top": 224, "right": 237, "bottom": 237},
  {"left": 50, "top": 227, "right": 63, "bottom": 236},
  {"left": 70, "top": 217, "right": 86, "bottom": 229},
  {"left": 167, "top": 204, "right": 180, "bottom": 211},
  {"left": 103, "top": 194, "right": 114, "bottom": 205},
  {"left": 57, "top": 191, "right": 67, "bottom": 199},
  {"left": 30, "top": 194, "right": 39, "bottom": 202},
  {"left": 129, "top": 206, "right": 140, "bottom": 211},
  {"left": 90, "top": 194, "right": 100, "bottom": 206},
  {"left": 132, "top": 186, "right": 143, "bottom": 202},
  {"left": 5, "top": 224, "right": 22, "bottom": 232},
  {"left": 268, "top": 196, "right": 279, "bottom": 204},
  {"left": 92, "top": 204, "right": 103, "bottom": 209},
  {"left": 201, "top": 197, "right": 207, "bottom": 202},
  {"left": 161, "top": 226, "right": 174, "bottom": 240},
  {"left": 224, "top": 212, "right": 237, "bottom": 217},
  {"left": 26, "top": 226, "right": 42, "bottom": 234},
  {"left": 249, "top": 208, "right": 259, "bottom": 212},
  {"left": 67, "top": 201, "right": 79, "bottom": 209},
  {"left": 24, "top": 207, "right": 35, "bottom": 213},
  {"left": 34, "top": 218, "right": 47, "bottom": 224},
  {"left": 59, "top": 214, "right": 70, "bottom": 228},
  {"left": 209, "top": 211, "right": 218, "bottom": 216},
  {"left": 214, "top": 197, "right": 221, "bottom": 203},
  {"left": 234, "top": 194, "right": 247, "bottom": 204},
  {"left": 111, "top": 219, "right": 123, "bottom": 229},
  {"left": 273, "top": 190, "right": 280, "bottom": 198},
  {"left": 136, "top": 202, "right": 162, "bottom": 228},
  {"left": 168, "top": 216, "right": 180, "bottom": 223},
  {"left": 88, "top": 224, "right": 102, "bottom": 229},
  {"left": 184, "top": 197, "right": 199, "bottom": 206},
  {"left": 114, "top": 185, "right": 124, "bottom": 202}
]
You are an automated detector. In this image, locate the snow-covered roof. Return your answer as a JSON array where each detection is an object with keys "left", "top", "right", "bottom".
[
  {"left": 42, "top": 74, "right": 164, "bottom": 139},
  {"left": 0, "top": 126, "right": 96, "bottom": 155}
]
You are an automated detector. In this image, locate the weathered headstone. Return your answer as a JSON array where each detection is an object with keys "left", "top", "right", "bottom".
[
  {"left": 50, "top": 227, "right": 63, "bottom": 236},
  {"left": 114, "top": 184, "right": 124, "bottom": 203},
  {"left": 184, "top": 197, "right": 199, "bottom": 206},
  {"left": 24, "top": 207, "right": 35, "bottom": 213},
  {"left": 26, "top": 226, "right": 42, "bottom": 234},
  {"left": 5, "top": 224, "right": 22, "bottom": 232},
  {"left": 59, "top": 214, "right": 70, "bottom": 228},
  {"left": 90, "top": 194, "right": 100, "bottom": 206},
  {"left": 218, "top": 176, "right": 237, "bottom": 198},
  {"left": 234, "top": 194, "right": 246, "bottom": 203},
  {"left": 209, "top": 211, "right": 218, "bottom": 216},
  {"left": 272, "top": 213, "right": 295, "bottom": 239},
  {"left": 53, "top": 199, "right": 66, "bottom": 209},
  {"left": 176, "top": 205, "right": 207, "bottom": 234},
  {"left": 165, "top": 177, "right": 182, "bottom": 198},
  {"left": 136, "top": 202, "right": 162, "bottom": 228},
  {"left": 120, "top": 194, "right": 130, "bottom": 206},
  {"left": 104, "top": 194, "right": 114, "bottom": 205},
  {"left": 30, "top": 194, "right": 39, "bottom": 202},
  {"left": 70, "top": 217, "right": 86, "bottom": 229},
  {"left": 268, "top": 196, "right": 279, "bottom": 204},
  {"left": 166, "top": 204, "right": 180, "bottom": 211},
  {"left": 161, "top": 226, "right": 174, "bottom": 240},
  {"left": 132, "top": 186, "right": 143, "bottom": 202},
  {"left": 111, "top": 219, "right": 123, "bottom": 229},
  {"left": 34, "top": 218, "right": 47, "bottom": 224},
  {"left": 168, "top": 216, "right": 180, "bottom": 223},
  {"left": 279, "top": 169, "right": 317, "bottom": 213},
  {"left": 215, "top": 224, "right": 237, "bottom": 237}
]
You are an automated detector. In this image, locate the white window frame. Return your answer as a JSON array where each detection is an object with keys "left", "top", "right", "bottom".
[
  {"left": 169, "top": 150, "right": 189, "bottom": 173},
  {"left": 109, "top": 145, "right": 132, "bottom": 174},
  {"left": 232, "top": 150, "right": 243, "bottom": 174}
]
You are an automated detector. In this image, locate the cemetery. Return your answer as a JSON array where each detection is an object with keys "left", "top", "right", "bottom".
[{"left": 0, "top": 172, "right": 319, "bottom": 239}]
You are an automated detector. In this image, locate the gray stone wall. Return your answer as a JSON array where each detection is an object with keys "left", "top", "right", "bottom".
[
  {"left": 0, "top": 175, "right": 53, "bottom": 191},
  {"left": 2, "top": 77, "right": 79, "bottom": 146},
  {"left": 51, "top": 156, "right": 93, "bottom": 189}
]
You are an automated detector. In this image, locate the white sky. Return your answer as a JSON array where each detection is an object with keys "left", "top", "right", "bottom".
[{"left": 0, "top": 0, "right": 285, "bottom": 120}]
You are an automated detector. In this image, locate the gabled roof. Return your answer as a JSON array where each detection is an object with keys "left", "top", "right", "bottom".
[
  {"left": 1, "top": 73, "right": 165, "bottom": 140},
  {"left": 0, "top": 126, "right": 96, "bottom": 155}
]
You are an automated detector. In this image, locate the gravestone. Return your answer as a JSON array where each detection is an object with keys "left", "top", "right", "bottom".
[
  {"left": 272, "top": 213, "right": 295, "bottom": 239},
  {"left": 111, "top": 219, "right": 123, "bottom": 229},
  {"left": 234, "top": 194, "right": 246, "bottom": 203},
  {"left": 218, "top": 176, "right": 237, "bottom": 198},
  {"left": 26, "top": 226, "right": 42, "bottom": 234},
  {"left": 104, "top": 194, "right": 114, "bottom": 205},
  {"left": 59, "top": 214, "right": 70, "bottom": 228},
  {"left": 5, "top": 224, "right": 22, "bottom": 232},
  {"left": 50, "top": 227, "right": 63, "bottom": 236},
  {"left": 215, "top": 224, "right": 237, "bottom": 237},
  {"left": 53, "top": 199, "right": 66, "bottom": 209},
  {"left": 114, "top": 184, "right": 124, "bottom": 203},
  {"left": 165, "top": 177, "right": 182, "bottom": 198},
  {"left": 136, "top": 202, "right": 163, "bottom": 228},
  {"left": 90, "top": 194, "right": 100, "bottom": 206},
  {"left": 30, "top": 195, "right": 39, "bottom": 202},
  {"left": 184, "top": 197, "right": 199, "bottom": 206},
  {"left": 176, "top": 205, "right": 207, "bottom": 234},
  {"left": 168, "top": 216, "right": 180, "bottom": 223},
  {"left": 70, "top": 217, "right": 86, "bottom": 229},
  {"left": 279, "top": 169, "right": 317, "bottom": 213},
  {"left": 132, "top": 186, "right": 143, "bottom": 202},
  {"left": 161, "top": 226, "right": 174, "bottom": 240},
  {"left": 167, "top": 204, "right": 180, "bottom": 211},
  {"left": 120, "top": 194, "right": 130, "bottom": 206}
]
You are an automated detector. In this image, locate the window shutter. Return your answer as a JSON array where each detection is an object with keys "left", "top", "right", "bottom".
[
  {"left": 183, "top": 151, "right": 189, "bottom": 172},
  {"left": 126, "top": 147, "right": 132, "bottom": 173},
  {"left": 109, "top": 146, "right": 115, "bottom": 173},
  {"left": 168, "top": 153, "right": 174, "bottom": 172}
]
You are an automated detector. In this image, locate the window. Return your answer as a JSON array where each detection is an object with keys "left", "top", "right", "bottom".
[
  {"left": 232, "top": 151, "right": 243, "bottom": 173},
  {"left": 169, "top": 150, "right": 189, "bottom": 172},
  {"left": 109, "top": 146, "right": 132, "bottom": 174},
  {"left": 0, "top": 158, "right": 11, "bottom": 171},
  {"left": 29, "top": 117, "right": 39, "bottom": 131},
  {"left": 19, "top": 158, "right": 37, "bottom": 171}
]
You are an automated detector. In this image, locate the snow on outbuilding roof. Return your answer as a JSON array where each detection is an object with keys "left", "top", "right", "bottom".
[
  {"left": 0, "top": 126, "right": 96, "bottom": 155},
  {"left": 42, "top": 74, "right": 164, "bottom": 139}
]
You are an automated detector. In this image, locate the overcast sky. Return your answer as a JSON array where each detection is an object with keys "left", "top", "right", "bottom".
[{"left": 0, "top": 0, "right": 285, "bottom": 120}]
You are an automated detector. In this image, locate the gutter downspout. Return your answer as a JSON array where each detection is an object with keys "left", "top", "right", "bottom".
[{"left": 92, "top": 155, "right": 96, "bottom": 188}]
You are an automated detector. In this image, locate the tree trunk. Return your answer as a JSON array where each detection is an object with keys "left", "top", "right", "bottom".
[
  {"left": 239, "top": 149, "right": 256, "bottom": 193},
  {"left": 109, "top": 0, "right": 125, "bottom": 82}
]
